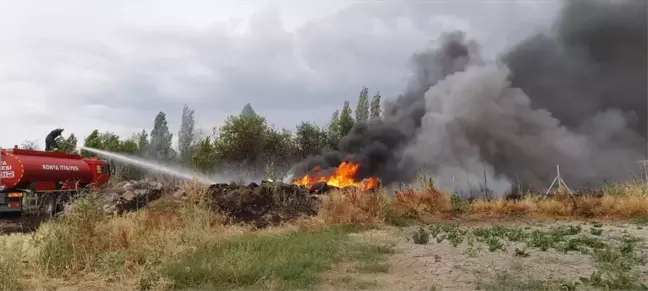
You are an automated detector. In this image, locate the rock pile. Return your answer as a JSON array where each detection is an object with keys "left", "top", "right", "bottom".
[{"left": 98, "top": 180, "right": 169, "bottom": 215}]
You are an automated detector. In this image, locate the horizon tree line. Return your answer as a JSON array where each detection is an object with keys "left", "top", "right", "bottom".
[{"left": 19, "top": 86, "right": 383, "bottom": 181}]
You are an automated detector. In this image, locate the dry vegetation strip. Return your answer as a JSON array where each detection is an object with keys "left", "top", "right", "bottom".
[
  {"left": 318, "top": 182, "right": 648, "bottom": 225},
  {"left": 0, "top": 181, "right": 646, "bottom": 290},
  {"left": 0, "top": 197, "right": 393, "bottom": 291}
]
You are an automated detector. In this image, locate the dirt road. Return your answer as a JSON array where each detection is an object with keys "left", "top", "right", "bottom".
[{"left": 0, "top": 214, "right": 42, "bottom": 234}]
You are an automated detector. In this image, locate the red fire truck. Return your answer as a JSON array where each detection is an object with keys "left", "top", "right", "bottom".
[{"left": 0, "top": 147, "right": 112, "bottom": 217}]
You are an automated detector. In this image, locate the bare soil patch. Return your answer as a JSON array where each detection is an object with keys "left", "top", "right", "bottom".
[{"left": 319, "top": 220, "right": 648, "bottom": 291}]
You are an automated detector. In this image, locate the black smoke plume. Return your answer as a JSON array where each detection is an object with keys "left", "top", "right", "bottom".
[{"left": 289, "top": 0, "right": 647, "bottom": 194}]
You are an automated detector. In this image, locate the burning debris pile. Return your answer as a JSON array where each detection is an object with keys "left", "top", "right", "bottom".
[
  {"left": 204, "top": 180, "right": 319, "bottom": 227},
  {"left": 190, "top": 166, "right": 381, "bottom": 227},
  {"left": 88, "top": 172, "right": 380, "bottom": 227},
  {"left": 291, "top": 161, "right": 382, "bottom": 193},
  {"left": 198, "top": 162, "right": 382, "bottom": 226},
  {"left": 66, "top": 163, "right": 381, "bottom": 226}
]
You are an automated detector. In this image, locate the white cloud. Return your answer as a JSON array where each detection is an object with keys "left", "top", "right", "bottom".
[{"left": 0, "top": 0, "right": 558, "bottom": 149}]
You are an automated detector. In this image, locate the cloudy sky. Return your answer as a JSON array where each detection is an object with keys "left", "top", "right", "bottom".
[{"left": 0, "top": 0, "right": 560, "bottom": 149}]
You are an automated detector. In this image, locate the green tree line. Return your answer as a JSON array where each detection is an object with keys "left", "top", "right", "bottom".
[{"left": 21, "top": 87, "right": 383, "bottom": 181}]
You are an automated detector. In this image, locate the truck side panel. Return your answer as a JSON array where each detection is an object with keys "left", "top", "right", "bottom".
[{"left": 1, "top": 149, "right": 93, "bottom": 190}]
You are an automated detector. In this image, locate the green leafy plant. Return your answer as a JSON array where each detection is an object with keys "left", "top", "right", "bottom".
[{"left": 412, "top": 227, "right": 430, "bottom": 245}]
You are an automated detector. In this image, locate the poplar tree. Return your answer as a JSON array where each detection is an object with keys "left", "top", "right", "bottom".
[
  {"left": 149, "top": 112, "right": 174, "bottom": 161},
  {"left": 178, "top": 105, "right": 196, "bottom": 163},
  {"left": 370, "top": 91, "right": 382, "bottom": 120},
  {"left": 338, "top": 101, "right": 355, "bottom": 137},
  {"left": 355, "top": 86, "right": 369, "bottom": 123}
]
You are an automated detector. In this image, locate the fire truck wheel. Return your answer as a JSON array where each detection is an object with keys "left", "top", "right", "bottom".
[
  {"left": 56, "top": 192, "right": 71, "bottom": 213},
  {"left": 40, "top": 193, "right": 56, "bottom": 219}
]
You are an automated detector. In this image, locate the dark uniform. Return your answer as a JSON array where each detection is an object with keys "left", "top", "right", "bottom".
[{"left": 45, "top": 128, "right": 64, "bottom": 151}]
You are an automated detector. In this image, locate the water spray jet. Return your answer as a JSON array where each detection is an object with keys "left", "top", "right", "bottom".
[{"left": 78, "top": 146, "right": 217, "bottom": 184}]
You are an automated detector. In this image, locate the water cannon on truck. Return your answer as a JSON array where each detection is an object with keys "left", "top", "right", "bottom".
[{"left": 0, "top": 145, "right": 113, "bottom": 218}]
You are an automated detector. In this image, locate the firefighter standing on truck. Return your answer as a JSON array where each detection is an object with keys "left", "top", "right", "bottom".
[{"left": 45, "top": 128, "right": 64, "bottom": 152}]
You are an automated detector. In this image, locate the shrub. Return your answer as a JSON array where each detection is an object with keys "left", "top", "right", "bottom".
[{"left": 411, "top": 227, "right": 430, "bottom": 245}]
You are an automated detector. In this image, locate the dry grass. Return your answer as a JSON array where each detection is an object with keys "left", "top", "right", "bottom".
[
  {"left": 470, "top": 184, "right": 648, "bottom": 220},
  {"left": 393, "top": 187, "right": 453, "bottom": 217},
  {"left": 180, "top": 178, "right": 211, "bottom": 204},
  {"left": 1, "top": 180, "right": 647, "bottom": 290},
  {"left": 319, "top": 182, "right": 648, "bottom": 226},
  {"left": 15, "top": 196, "right": 252, "bottom": 290},
  {"left": 317, "top": 188, "right": 392, "bottom": 225},
  {"left": 0, "top": 238, "right": 25, "bottom": 291},
  {"left": 3, "top": 183, "right": 389, "bottom": 290},
  {"left": 317, "top": 181, "right": 458, "bottom": 227}
]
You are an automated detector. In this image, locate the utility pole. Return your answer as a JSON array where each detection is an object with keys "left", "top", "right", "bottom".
[
  {"left": 482, "top": 163, "right": 491, "bottom": 199},
  {"left": 638, "top": 160, "right": 648, "bottom": 183},
  {"left": 483, "top": 164, "right": 488, "bottom": 191},
  {"left": 542, "top": 164, "right": 573, "bottom": 200}
]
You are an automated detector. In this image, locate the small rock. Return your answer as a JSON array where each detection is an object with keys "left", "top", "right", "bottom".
[
  {"left": 101, "top": 192, "right": 120, "bottom": 203},
  {"left": 102, "top": 204, "right": 116, "bottom": 215},
  {"left": 261, "top": 180, "right": 273, "bottom": 185},
  {"left": 148, "top": 182, "right": 162, "bottom": 191},
  {"left": 123, "top": 182, "right": 135, "bottom": 191},
  {"left": 134, "top": 189, "right": 149, "bottom": 198},
  {"left": 172, "top": 189, "right": 186, "bottom": 198},
  {"left": 122, "top": 191, "right": 135, "bottom": 201}
]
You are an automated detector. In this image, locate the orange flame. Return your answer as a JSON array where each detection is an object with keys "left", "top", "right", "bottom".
[{"left": 293, "top": 161, "right": 381, "bottom": 191}]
